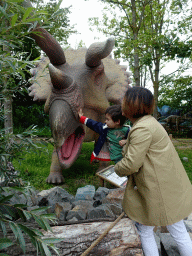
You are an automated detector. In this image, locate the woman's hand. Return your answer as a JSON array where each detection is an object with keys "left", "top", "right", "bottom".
[{"left": 119, "top": 139, "right": 127, "bottom": 147}]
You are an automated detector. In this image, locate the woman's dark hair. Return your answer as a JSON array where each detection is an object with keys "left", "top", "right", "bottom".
[
  {"left": 122, "top": 87, "right": 154, "bottom": 118},
  {"left": 105, "top": 105, "right": 126, "bottom": 125}
]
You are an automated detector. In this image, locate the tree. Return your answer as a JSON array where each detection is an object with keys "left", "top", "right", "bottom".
[
  {"left": 1, "top": 0, "right": 75, "bottom": 133},
  {"left": 0, "top": 0, "right": 44, "bottom": 133},
  {"left": 89, "top": 0, "right": 151, "bottom": 87},
  {"left": 37, "top": 0, "right": 76, "bottom": 47},
  {"left": 89, "top": 0, "right": 192, "bottom": 118},
  {"left": 0, "top": 1, "right": 65, "bottom": 254},
  {"left": 159, "top": 75, "right": 192, "bottom": 113}
]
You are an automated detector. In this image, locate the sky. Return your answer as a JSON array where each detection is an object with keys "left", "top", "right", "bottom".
[
  {"left": 61, "top": 0, "right": 133, "bottom": 86},
  {"left": 60, "top": 0, "right": 191, "bottom": 92},
  {"left": 61, "top": 0, "right": 108, "bottom": 48}
]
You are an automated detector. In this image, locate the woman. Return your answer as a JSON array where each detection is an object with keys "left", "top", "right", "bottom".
[{"left": 114, "top": 86, "right": 192, "bottom": 256}]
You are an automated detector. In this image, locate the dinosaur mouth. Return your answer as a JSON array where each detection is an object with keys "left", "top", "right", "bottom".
[{"left": 57, "top": 126, "right": 85, "bottom": 168}]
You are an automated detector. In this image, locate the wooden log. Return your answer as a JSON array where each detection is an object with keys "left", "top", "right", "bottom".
[
  {"left": 1, "top": 218, "right": 143, "bottom": 255},
  {"left": 42, "top": 218, "right": 143, "bottom": 256},
  {"left": 81, "top": 212, "right": 125, "bottom": 256}
]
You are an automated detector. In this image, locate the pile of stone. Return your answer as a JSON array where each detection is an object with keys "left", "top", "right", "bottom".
[
  {"left": 3, "top": 185, "right": 192, "bottom": 255},
  {"left": 4, "top": 185, "right": 125, "bottom": 222}
]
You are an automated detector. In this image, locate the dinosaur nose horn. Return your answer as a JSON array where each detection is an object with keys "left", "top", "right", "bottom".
[
  {"left": 48, "top": 63, "right": 73, "bottom": 89},
  {"left": 85, "top": 38, "right": 115, "bottom": 67}
]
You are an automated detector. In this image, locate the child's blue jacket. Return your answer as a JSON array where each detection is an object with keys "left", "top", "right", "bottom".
[{"left": 79, "top": 116, "right": 129, "bottom": 162}]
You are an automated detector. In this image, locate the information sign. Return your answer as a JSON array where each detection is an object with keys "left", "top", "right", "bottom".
[{"left": 96, "top": 165, "right": 127, "bottom": 188}]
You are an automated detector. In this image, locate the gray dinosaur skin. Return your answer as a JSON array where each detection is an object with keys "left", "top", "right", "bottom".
[{"left": 28, "top": 26, "right": 131, "bottom": 184}]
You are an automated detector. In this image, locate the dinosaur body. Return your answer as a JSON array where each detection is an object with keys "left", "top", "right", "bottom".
[{"left": 29, "top": 27, "right": 131, "bottom": 183}]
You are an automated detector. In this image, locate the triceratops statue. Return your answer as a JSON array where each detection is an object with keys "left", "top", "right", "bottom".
[{"left": 29, "top": 26, "right": 131, "bottom": 184}]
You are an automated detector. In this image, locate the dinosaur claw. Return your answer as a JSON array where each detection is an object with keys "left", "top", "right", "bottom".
[{"left": 46, "top": 172, "right": 65, "bottom": 184}]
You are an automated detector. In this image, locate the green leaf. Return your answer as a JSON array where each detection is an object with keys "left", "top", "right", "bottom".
[
  {"left": 40, "top": 218, "right": 52, "bottom": 232},
  {"left": 41, "top": 241, "right": 52, "bottom": 256},
  {"left": 30, "top": 206, "right": 48, "bottom": 213},
  {"left": 46, "top": 244, "right": 60, "bottom": 255},
  {"left": 0, "top": 238, "right": 14, "bottom": 250},
  {"left": 0, "top": 220, "right": 7, "bottom": 237},
  {"left": 6, "top": 0, "right": 24, "bottom": 2},
  {"left": 40, "top": 213, "right": 56, "bottom": 219},
  {"left": 22, "top": 7, "right": 34, "bottom": 22},
  {"left": 11, "top": 14, "right": 18, "bottom": 27},
  {"left": 37, "top": 240, "right": 46, "bottom": 256},
  {"left": 42, "top": 238, "right": 64, "bottom": 244},
  {"left": 18, "top": 224, "right": 36, "bottom": 237},
  {"left": 22, "top": 210, "right": 32, "bottom": 220},
  {"left": 33, "top": 215, "right": 47, "bottom": 230},
  {"left": 18, "top": 224, "right": 36, "bottom": 246},
  {"left": 0, "top": 6, "right": 9, "bottom": 20},
  {"left": 0, "top": 253, "right": 10, "bottom": 256},
  {"left": 13, "top": 204, "right": 26, "bottom": 208},
  {"left": 0, "top": 194, "right": 13, "bottom": 203},
  {"left": 10, "top": 222, "right": 25, "bottom": 253}
]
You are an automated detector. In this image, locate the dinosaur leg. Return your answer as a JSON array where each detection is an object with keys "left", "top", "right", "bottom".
[{"left": 46, "top": 148, "right": 64, "bottom": 184}]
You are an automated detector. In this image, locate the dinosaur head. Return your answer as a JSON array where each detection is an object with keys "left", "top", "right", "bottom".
[
  {"left": 46, "top": 38, "right": 117, "bottom": 169},
  {"left": 48, "top": 64, "right": 85, "bottom": 169},
  {"left": 29, "top": 36, "right": 132, "bottom": 171}
]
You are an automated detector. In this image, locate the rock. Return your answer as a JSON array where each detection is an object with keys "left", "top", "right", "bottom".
[
  {"left": 72, "top": 200, "right": 94, "bottom": 209},
  {"left": 183, "top": 157, "right": 188, "bottom": 162},
  {"left": 38, "top": 187, "right": 74, "bottom": 213},
  {"left": 94, "top": 187, "right": 109, "bottom": 200},
  {"left": 96, "top": 187, "right": 110, "bottom": 194},
  {"left": 66, "top": 204, "right": 90, "bottom": 221},
  {"left": 27, "top": 205, "right": 39, "bottom": 211},
  {"left": 75, "top": 185, "right": 95, "bottom": 200},
  {"left": 55, "top": 202, "right": 72, "bottom": 221},
  {"left": 27, "top": 189, "right": 39, "bottom": 207},
  {"left": 93, "top": 200, "right": 102, "bottom": 207},
  {"left": 103, "top": 187, "right": 125, "bottom": 205},
  {"left": 109, "top": 203, "right": 123, "bottom": 216},
  {"left": 87, "top": 204, "right": 115, "bottom": 219},
  {"left": 68, "top": 217, "right": 78, "bottom": 222}
]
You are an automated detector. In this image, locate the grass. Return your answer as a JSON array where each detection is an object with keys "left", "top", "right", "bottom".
[
  {"left": 12, "top": 138, "right": 192, "bottom": 195},
  {"left": 172, "top": 139, "right": 192, "bottom": 181},
  {"left": 13, "top": 141, "right": 115, "bottom": 195}
]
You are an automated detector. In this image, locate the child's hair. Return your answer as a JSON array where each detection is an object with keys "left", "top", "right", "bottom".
[
  {"left": 105, "top": 105, "right": 127, "bottom": 126},
  {"left": 122, "top": 87, "right": 154, "bottom": 118}
]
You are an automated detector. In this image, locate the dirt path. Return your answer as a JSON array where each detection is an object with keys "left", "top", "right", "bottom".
[{"left": 172, "top": 138, "right": 192, "bottom": 149}]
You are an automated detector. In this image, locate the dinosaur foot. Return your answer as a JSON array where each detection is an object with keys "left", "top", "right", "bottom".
[{"left": 46, "top": 172, "right": 65, "bottom": 184}]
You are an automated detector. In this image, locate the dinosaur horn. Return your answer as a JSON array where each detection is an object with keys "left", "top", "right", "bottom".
[
  {"left": 32, "top": 27, "right": 66, "bottom": 65},
  {"left": 48, "top": 64, "right": 73, "bottom": 89},
  {"left": 85, "top": 38, "right": 115, "bottom": 67}
]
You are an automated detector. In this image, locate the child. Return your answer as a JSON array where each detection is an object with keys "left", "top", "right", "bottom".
[
  {"left": 78, "top": 105, "right": 130, "bottom": 163},
  {"left": 114, "top": 86, "right": 192, "bottom": 256}
]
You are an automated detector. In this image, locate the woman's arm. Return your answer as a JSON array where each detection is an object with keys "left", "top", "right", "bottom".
[{"left": 115, "top": 126, "right": 152, "bottom": 177}]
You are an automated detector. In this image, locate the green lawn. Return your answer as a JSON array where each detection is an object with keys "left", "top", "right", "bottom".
[
  {"left": 13, "top": 139, "right": 192, "bottom": 195},
  {"left": 173, "top": 139, "right": 192, "bottom": 181},
  {"left": 13, "top": 141, "right": 113, "bottom": 195}
]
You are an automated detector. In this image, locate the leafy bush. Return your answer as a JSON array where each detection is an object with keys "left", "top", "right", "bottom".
[
  {"left": 0, "top": 121, "right": 63, "bottom": 255},
  {"left": 0, "top": 186, "right": 63, "bottom": 255}
]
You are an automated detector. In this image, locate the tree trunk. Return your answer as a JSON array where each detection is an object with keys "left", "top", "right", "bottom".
[
  {"left": 4, "top": 94, "right": 13, "bottom": 133},
  {"left": 2, "top": 218, "right": 143, "bottom": 256},
  {"left": 153, "top": 55, "right": 160, "bottom": 119},
  {"left": 3, "top": 39, "right": 13, "bottom": 133},
  {"left": 132, "top": 0, "right": 140, "bottom": 86}
]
